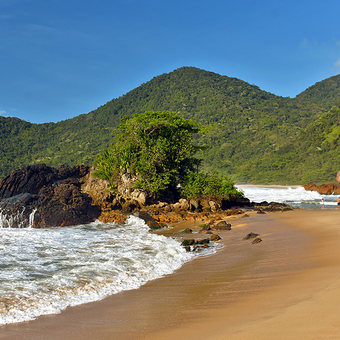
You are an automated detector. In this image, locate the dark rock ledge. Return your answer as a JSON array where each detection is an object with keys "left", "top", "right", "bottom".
[{"left": 0, "top": 164, "right": 293, "bottom": 228}]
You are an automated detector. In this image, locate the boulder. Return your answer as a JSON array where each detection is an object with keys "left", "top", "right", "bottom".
[
  {"left": 182, "top": 228, "right": 193, "bottom": 234},
  {"left": 250, "top": 237, "right": 262, "bottom": 244},
  {"left": 189, "top": 198, "right": 200, "bottom": 210},
  {"left": 211, "top": 220, "right": 232, "bottom": 230},
  {"left": 33, "top": 183, "right": 99, "bottom": 228},
  {"left": 178, "top": 198, "right": 190, "bottom": 211},
  {"left": 131, "top": 190, "right": 149, "bottom": 206},
  {"left": 0, "top": 164, "right": 100, "bottom": 228},
  {"left": 210, "top": 234, "right": 221, "bottom": 241},
  {"left": 196, "top": 238, "right": 210, "bottom": 245},
  {"left": 241, "top": 232, "right": 259, "bottom": 241},
  {"left": 209, "top": 200, "right": 219, "bottom": 212},
  {"left": 134, "top": 210, "right": 161, "bottom": 229}
]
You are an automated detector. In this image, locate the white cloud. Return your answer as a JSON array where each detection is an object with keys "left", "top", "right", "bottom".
[
  {"left": 0, "top": 110, "right": 7, "bottom": 115},
  {"left": 334, "top": 58, "right": 340, "bottom": 68}
]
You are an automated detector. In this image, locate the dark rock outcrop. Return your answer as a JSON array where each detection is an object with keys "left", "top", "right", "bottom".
[
  {"left": 0, "top": 164, "right": 295, "bottom": 229},
  {"left": 0, "top": 164, "right": 100, "bottom": 228},
  {"left": 252, "top": 201, "right": 293, "bottom": 212}
]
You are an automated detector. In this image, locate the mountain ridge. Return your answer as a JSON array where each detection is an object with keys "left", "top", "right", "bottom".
[{"left": 1, "top": 66, "right": 339, "bottom": 183}]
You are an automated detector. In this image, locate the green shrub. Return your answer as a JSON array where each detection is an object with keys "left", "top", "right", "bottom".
[{"left": 180, "top": 171, "right": 244, "bottom": 200}]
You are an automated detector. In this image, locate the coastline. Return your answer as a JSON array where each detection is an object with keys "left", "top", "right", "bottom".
[
  {"left": 236, "top": 184, "right": 300, "bottom": 189},
  {"left": 1, "top": 209, "right": 340, "bottom": 339}
]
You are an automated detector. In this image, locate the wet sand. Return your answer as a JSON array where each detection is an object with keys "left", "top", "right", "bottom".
[{"left": 1, "top": 209, "right": 340, "bottom": 339}]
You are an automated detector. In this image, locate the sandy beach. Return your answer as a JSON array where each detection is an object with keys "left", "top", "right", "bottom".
[{"left": 1, "top": 209, "right": 340, "bottom": 339}]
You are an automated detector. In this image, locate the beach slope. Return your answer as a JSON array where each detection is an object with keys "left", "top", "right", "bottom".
[{"left": 1, "top": 210, "right": 340, "bottom": 339}]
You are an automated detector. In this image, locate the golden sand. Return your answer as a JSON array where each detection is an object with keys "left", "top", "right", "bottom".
[{"left": 1, "top": 209, "right": 340, "bottom": 339}]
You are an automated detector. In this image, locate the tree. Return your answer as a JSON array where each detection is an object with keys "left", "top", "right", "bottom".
[{"left": 94, "top": 111, "right": 203, "bottom": 197}]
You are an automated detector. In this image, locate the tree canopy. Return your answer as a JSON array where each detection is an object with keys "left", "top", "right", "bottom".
[
  {"left": 94, "top": 110, "right": 243, "bottom": 200},
  {"left": 94, "top": 111, "right": 203, "bottom": 197}
]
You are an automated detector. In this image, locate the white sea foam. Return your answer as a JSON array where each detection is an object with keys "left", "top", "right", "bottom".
[
  {"left": 0, "top": 207, "right": 27, "bottom": 228},
  {"left": 237, "top": 185, "right": 339, "bottom": 209},
  {"left": 0, "top": 216, "right": 212, "bottom": 325}
]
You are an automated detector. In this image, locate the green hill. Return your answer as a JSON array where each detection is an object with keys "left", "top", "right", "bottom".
[
  {"left": 237, "top": 104, "right": 340, "bottom": 184},
  {"left": 0, "top": 66, "right": 339, "bottom": 183},
  {"left": 296, "top": 74, "right": 340, "bottom": 108}
]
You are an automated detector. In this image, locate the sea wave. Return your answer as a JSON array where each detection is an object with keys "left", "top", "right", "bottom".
[
  {"left": 237, "top": 185, "right": 339, "bottom": 209},
  {"left": 0, "top": 215, "right": 215, "bottom": 325}
]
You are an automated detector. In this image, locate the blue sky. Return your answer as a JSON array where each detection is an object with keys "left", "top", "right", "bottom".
[{"left": 1, "top": 0, "right": 340, "bottom": 123}]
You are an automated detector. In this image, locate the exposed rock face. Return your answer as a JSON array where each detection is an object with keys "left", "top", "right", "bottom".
[
  {"left": 337, "top": 171, "right": 340, "bottom": 184},
  {"left": 0, "top": 164, "right": 100, "bottom": 228},
  {"left": 0, "top": 193, "right": 35, "bottom": 228},
  {"left": 0, "top": 164, "right": 295, "bottom": 228},
  {"left": 303, "top": 183, "right": 340, "bottom": 195}
]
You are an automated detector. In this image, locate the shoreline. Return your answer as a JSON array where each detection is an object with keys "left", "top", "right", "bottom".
[
  {"left": 236, "top": 184, "right": 301, "bottom": 189},
  {"left": 2, "top": 209, "right": 340, "bottom": 339}
]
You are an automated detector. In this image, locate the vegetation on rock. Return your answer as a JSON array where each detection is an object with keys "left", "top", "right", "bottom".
[
  {"left": 180, "top": 171, "right": 243, "bottom": 200},
  {"left": 94, "top": 110, "right": 243, "bottom": 200}
]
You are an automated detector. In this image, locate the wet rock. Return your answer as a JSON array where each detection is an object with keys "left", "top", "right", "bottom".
[
  {"left": 196, "top": 238, "right": 210, "bottom": 245},
  {"left": 210, "top": 234, "right": 221, "bottom": 241},
  {"left": 250, "top": 237, "right": 262, "bottom": 244},
  {"left": 0, "top": 164, "right": 99, "bottom": 228},
  {"left": 33, "top": 183, "right": 99, "bottom": 228},
  {"left": 211, "top": 220, "right": 232, "bottom": 230},
  {"left": 182, "top": 228, "right": 192, "bottom": 234},
  {"left": 181, "top": 238, "right": 213, "bottom": 252},
  {"left": 181, "top": 239, "right": 196, "bottom": 246},
  {"left": 134, "top": 211, "right": 161, "bottom": 229},
  {"left": 242, "top": 232, "right": 260, "bottom": 241}
]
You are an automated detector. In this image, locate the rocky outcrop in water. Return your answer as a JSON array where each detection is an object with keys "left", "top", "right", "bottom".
[
  {"left": 0, "top": 164, "right": 294, "bottom": 228},
  {"left": 303, "top": 183, "right": 340, "bottom": 195},
  {"left": 0, "top": 164, "right": 100, "bottom": 228}
]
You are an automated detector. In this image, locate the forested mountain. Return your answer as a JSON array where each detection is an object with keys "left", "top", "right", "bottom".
[
  {"left": 1, "top": 66, "right": 339, "bottom": 184},
  {"left": 235, "top": 104, "right": 340, "bottom": 184},
  {"left": 296, "top": 74, "right": 340, "bottom": 108}
]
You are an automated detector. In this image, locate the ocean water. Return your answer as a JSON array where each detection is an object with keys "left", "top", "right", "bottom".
[
  {"left": 237, "top": 185, "right": 339, "bottom": 209},
  {"left": 0, "top": 216, "right": 220, "bottom": 326},
  {"left": 0, "top": 185, "right": 337, "bottom": 326}
]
